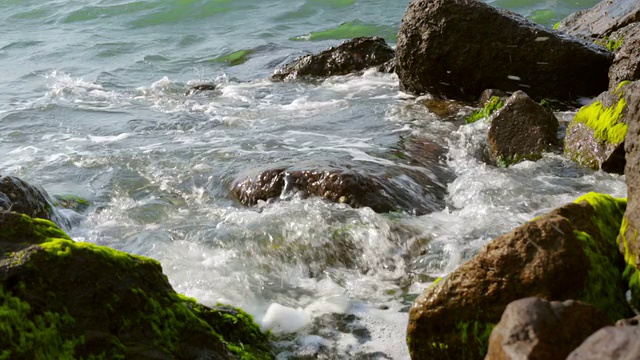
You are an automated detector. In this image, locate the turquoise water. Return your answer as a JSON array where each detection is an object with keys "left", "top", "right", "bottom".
[{"left": 0, "top": 0, "right": 617, "bottom": 358}]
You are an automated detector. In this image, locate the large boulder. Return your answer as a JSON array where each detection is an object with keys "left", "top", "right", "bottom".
[
  {"left": 564, "top": 81, "right": 639, "bottom": 173},
  {"left": 231, "top": 162, "right": 448, "bottom": 215},
  {"left": 487, "top": 91, "right": 559, "bottom": 166},
  {"left": 566, "top": 326, "right": 640, "bottom": 360},
  {"left": 609, "top": 24, "right": 640, "bottom": 89},
  {"left": 272, "top": 37, "right": 395, "bottom": 81},
  {"left": 0, "top": 211, "right": 273, "bottom": 359},
  {"left": 407, "top": 193, "right": 631, "bottom": 360},
  {"left": 557, "top": 0, "right": 640, "bottom": 40},
  {"left": 620, "top": 80, "right": 640, "bottom": 310},
  {"left": 485, "top": 297, "right": 610, "bottom": 360},
  {"left": 395, "top": 0, "right": 611, "bottom": 102}
]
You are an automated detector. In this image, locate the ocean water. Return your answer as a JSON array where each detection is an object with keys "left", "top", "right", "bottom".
[{"left": 0, "top": 0, "right": 620, "bottom": 358}]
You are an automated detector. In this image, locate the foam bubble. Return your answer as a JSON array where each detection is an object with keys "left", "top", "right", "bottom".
[{"left": 261, "top": 303, "right": 311, "bottom": 333}]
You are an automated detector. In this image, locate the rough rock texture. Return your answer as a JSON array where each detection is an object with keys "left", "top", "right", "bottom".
[
  {"left": 620, "top": 80, "right": 640, "bottom": 311},
  {"left": 272, "top": 37, "right": 395, "bottom": 81},
  {"left": 488, "top": 91, "right": 559, "bottom": 166},
  {"left": 0, "top": 211, "right": 273, "bottom": 360},
  {"left": 566, "top": 326, "right": 640, "bottom": 360},
  {"left": 395, "top": 0, "right": 611, "bottom": 102},
  {"left": 407, "top": 193, "right": 631, "bottom": 360},
  {"left": 0, "top": 175, "right": 70, "bottom": 229},
  {"left": 557, "top": 0, "right": 640, "bottom": 39},
  {"left": 609, "top": 24, "right": 640, "bottom": 89},
  {"left": 485, "top": 297, "right": 610, "bottom": 360},
  {"left": 377, "top": 58, "right": 396, "bottom": 74},
  {"left": 231, "top": 162, "right": 449, "bottom": 215},
  {"left": 564, "top": 81, "right": 638, "bottom": 173}
]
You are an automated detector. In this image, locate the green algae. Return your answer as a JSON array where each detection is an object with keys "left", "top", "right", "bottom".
[
  {"left": 212, "top": 49, "right": 255, "bottom": 66},
  {"left": 571, "top": 90, "right": 628, "bottom": 145},
  {"left": 290, "top": 20, "right": 397, "bottom": 42},
  {"left": 52, "top": 195, "right": 91, "bottom": 213},
  {"left": 619, "top": 219, "right": 640, "bottom": 311},
  {"left": 466, "top": 96, "right": 504, "bottom": 124},
  {"left": 595, "top": 37, "right": 624, "bottom": 52},
  {"left": 457, "top": 320, "right": 495, "bottom": 358}
]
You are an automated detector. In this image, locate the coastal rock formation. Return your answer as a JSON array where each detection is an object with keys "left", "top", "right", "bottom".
[
  {"left": 487, "top": 91, "right": 559, "bottom": 166},
  {"left": 557, "top": 0, "right": 640, "bottom": 40},
  {"left": 395, "top": 0, "right": 611, "bottom": 102},
  {"left": 407, "top": 193, "right": 631, "bottom": 360},
  {"left": 486, "top": 297, "right": 610, "bottom": 360},
  {"left": 564, "top": 81, "right": 638, "bottom": 173},
  {"left": 609, "top": 24, "right": 640, "bottom": 88},
  {"left": 272, "top": 37, "right": 395, "bottom": 81},
  {"left": 231, "top": 162, "right": 448, "bottom": 215},
  {"left": 0, "top": 211, "right": 273, "bottom": 359},
  {"left": 620, "top": 81, "right": 640, "bottom": 310},
  {"left": 566, "top": 326, "right": 640, "bottom": 360}
]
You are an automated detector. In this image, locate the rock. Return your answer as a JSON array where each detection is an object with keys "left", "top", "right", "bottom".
[
  {"left": 616, "top": 315, "right": 640, "bottom": 326},
  {"left": 0, "top": 211, "right": 274, "bottom": 359},
  {"left": 395, "top": 0, "right": 611, "bottom": 102},
  {"left": 420, "top": 98, "right": 467, "bottom": 120},
  {"left": 488, "top": 91, "right": 559, "bottom": 166},
  {"left": 609, "top": 24, "right": 640, "bottom": 89},
  {"left": 231, "top": 163, "right": 448, "bottom": 215},
  {"left": 564, "top": 81, "right": 638, "bottom": 173},
  {"left": 185, "top": 83, "right": 216, "bottom": 95},
  {"left": 557, "top": 0, "right": 640, "bottom": 39},
  {"left": 485, "top": 297, "right": 610, "bottom": 360},
  {"left": 478, "top": 89, "right": 510, "bottom": 107},
  {"left": 620, "top": 80, "right": 640, "bottom": 311},
  {"left": 407, "top": 193, "right": 631, "bottom": 360},
  {"left": 566, "top": 326, "right": 640, "bottom": 360},
  {"left": 0, "top": 175, "right": 70, "bottom": 229},
  {"left": 52, "top": 194, "right": 91, "bottom": 214},
  {"left": 272, "top": 37, "right": 395, "bottom": 81},
  {"left": 377, "top": 58, "right": 396, "bottom": 74},
  {"left": 466, "top": 96, "right": 505, "bottom": 124}
]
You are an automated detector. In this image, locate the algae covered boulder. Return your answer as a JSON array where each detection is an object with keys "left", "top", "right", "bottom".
[
  {"left": 564, "top": 81, "right": 639, "bottom": 173},
  {"left": 487, "top": 90, "right": 559, "bottom": 166},
  {"left": 407, "top": 193, "right": 631, "bottom": 360},
  {"left": 395, "top": 0, "right": 611, "bottom": 102},
  {"left": 272, "top": 37, "right": 395, "bottom": 81},
  {"left": 0, "top": 211, "right": 273, "bottom": 360}
]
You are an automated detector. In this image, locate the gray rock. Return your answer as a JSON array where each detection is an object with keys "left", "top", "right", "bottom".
[
  {"left": 557, "top": 0, "right": 640, "bottom": 39},
  {"left": 566, "top": 326, "right": 640, "bottom": 360}
]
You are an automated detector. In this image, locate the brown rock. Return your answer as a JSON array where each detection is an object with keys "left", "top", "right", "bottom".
[
  {"left": 407, "top": 194, "right": 630, "bottom": 360},
  {"left": 557, "top": 0, "right": 640, "bottom": 39},
  {"left": 272, "top": 37, "right": 395, "bottom": 81},
  {"left": 486, "top": 297, "right": 610, "bottom": 360},
  {"left": 488, "top": 91, "right": 559, "bottom": 166},
  {"left": 609, "top": 24, "right": 640, "bottom": 89},
  {"left": 566, "top": 326, "right": 640, "bottom": 360},
  {"left": 395, "top": 0, "right": 611, "bottom": 102}
]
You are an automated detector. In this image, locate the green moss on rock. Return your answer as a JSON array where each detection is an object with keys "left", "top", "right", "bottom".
[
  {"left": 466, "top": 96, "right": 504, "bottom": 124},
  {"left": 573, "top": 97, "right": 627, "bottom": 145}
]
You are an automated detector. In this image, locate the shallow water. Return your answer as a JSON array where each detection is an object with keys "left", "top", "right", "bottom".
[{"left": 0, "top": 0, "right": 621, "bottom": 358}]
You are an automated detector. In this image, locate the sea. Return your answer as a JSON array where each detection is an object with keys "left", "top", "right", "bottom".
[{"left": 0, "top": 0, "right": 623, "bottom": 358}]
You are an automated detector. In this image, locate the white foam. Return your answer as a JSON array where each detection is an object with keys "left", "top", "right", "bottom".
[
  {"left": 87, "top": 133, "right": 131, "bottom": 143},
  {"left": 261, "top": 303, "right": 310, "bottom": 333}
]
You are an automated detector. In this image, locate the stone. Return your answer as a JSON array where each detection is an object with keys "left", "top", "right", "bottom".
[
  {"left": 0, "top": 211, "right": 273, "bottom": 359},
  {"left": 395, "top": 0, "right": 611, "bottom": 102},
  {"left": 377, "top": 58, "right": 396, "bottom": 74},
  {"left": 272, "top": 37, "right": 395, "bottom": 81},
  {"left": 486, "top": 297, "right": 610, "bottom": 360},
  {"left": 488, "top": 91, "right": 559, "bottom": 166},
  {"left": 564, "top": 81, "right": 638, "bottom": 173},
  {"left": 407, "top": 193, "right": 631, "bottom": 360},
  {"left": 566, "top": 326, "right": 640, "bottom": 360},
  {"left": 557, "top": 0, "right": 640, "bottom": 40},
  {"left": 620, "top": 80, "right": 640, "bottom": 310},
  {"left": 609, "top": 24, "right": 640, "bottom": 89}
]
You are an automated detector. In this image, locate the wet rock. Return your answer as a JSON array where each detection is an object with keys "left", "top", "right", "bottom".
[
  {"left": 566, "top": 326, "right": 640, "bottom": 360},
  {"left": 609, "top": 24, "right": 640, "bottom": 89},
  {"left": 272, "top": 37, "right": 395, "bottom": 81},
  {"left": 377, "top": 58, "right": 396, "bottom": 74},
  {"left": 620, "top": 80, "right": 640, "bottom": 310},
  {"left": 564, "top": 81, "right": 638, "bottom": 173},
  {"left": 185, "top": 83, "right": 216, "bottom": 95},
  {"left": 0, "top": 211, "right": 273, "bottom": 359},
  {"left": 488, "top": 91, "right": 559, "bottom": 166},
  {"left": 419, "top": 98, "right": 467, "bottom": 120},
  {"left": 52, "top": 194, "right": 91, "bottom": 214},
  {"left": 486, "top": 297, "right": 610, "bottom": 360},
  {"left": 478, "top": 89, "right": 510, "bottom": 107},
  {"left": 395, "top": 0, "right": 611, "bottom": 102},
  {"left": 407, "top": 193, "right": 631, "bottom": 360},
  {"left": 0, "top": 175, "right": 69, "bottom": 229},
  {"left": 557, "top": 0, "right": 640, "bottom": 40},
  {"left": 231, "top": 162, "right": 448, "bottom": 215},
  {"left": 466, "top": 96, "right": 504, "bottom": 124}
]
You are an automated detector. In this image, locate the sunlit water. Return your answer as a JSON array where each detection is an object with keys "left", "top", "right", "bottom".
[{"left": 0, "top": 0, "right": 619, "bottom": 358}]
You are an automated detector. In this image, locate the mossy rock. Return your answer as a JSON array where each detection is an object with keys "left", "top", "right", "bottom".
[
  {"left": 52, "top": 195, "right": 91, "bottom": 214},
  {"left": 563, "top": 81, "right": 638, "bottom": 173},
  {"left": 407, "top": 193, "right": 631, "bottom": 359},
  {"left": 0, "top": 211, "right": 273, "bottom": 360}
]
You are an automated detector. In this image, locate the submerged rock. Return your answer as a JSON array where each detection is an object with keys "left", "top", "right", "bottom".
[
  {"left": 557, "top": 0, "right": 640, "bottom": 40},
  {"left": 488, "top": 91, "right": 559, "bottom": 166},
  {"left": 395, "top": 0, "right": 611, "bottom": 102},
  {"left": 407, "top": 193, "right": 631, "bottom": 360},
  {"left": 0, "top": 211, "right": 273, "bottom": 359},
  {"left": 486, "top": 297, "right": 610, "bottom": 360},
  {"left": 566, "top": 326, "right": 640, "bottom": 360},
  {"left": 272, "top": 37, "right": 395, "bottom": 81},
  {"left": 564, "top": 81, "right": 638, "bottom": 173},
  {"left": 52, "top": 194, "right": 91, "bottom": 214}
]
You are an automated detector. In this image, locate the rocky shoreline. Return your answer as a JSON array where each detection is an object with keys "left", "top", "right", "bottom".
[{"left": 3, "top": 0, "right": 640, "bottom": 358}]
